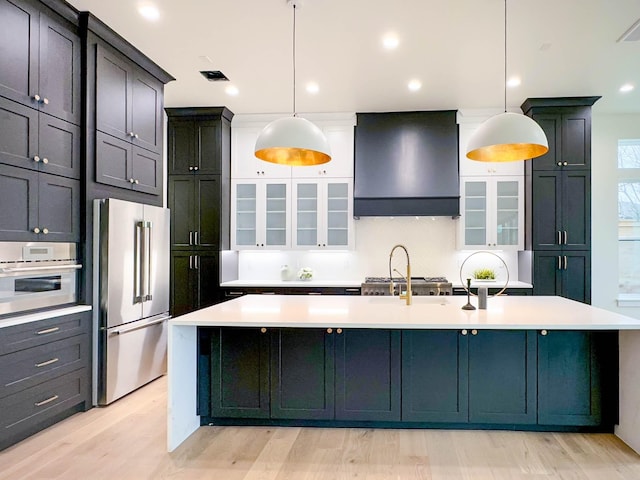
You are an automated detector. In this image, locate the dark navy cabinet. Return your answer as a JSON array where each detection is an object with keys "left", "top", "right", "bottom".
[
  {"left": 270, "top": 328, "right": 335, "bottom": 420},
  {"left": 335, "top": 329, "right": 401, "bottom": 421},
  {"left": 402, "top": 329, "right": 469, "bottom": 423},
  {"left": 468, "top": 330, "right": 537, "bottom": 424},
  {"left": 537, "top": 330, "right": 617, "bottom": 426},
  {"left": 533, "top": 251, "right": 591, "bottom": 304},
  {"left": 200, "top": 327, "right": 270, "bottom": 419},
  {"left": 170, "top": 251, "right": 220, "bottom": 317}
]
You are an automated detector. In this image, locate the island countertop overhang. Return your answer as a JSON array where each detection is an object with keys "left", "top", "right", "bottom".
[{"left": 169, "top": 294, "right": 640, "bottom": 331}]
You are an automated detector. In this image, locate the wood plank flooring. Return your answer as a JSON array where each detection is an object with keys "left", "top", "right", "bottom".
[{"left": 2, "top": 376, "right": 640, "bottom": 479}]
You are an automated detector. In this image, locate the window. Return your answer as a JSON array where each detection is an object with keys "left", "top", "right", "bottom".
[{"left": 618, "top": 140, "right": 640, "bottom": 294}]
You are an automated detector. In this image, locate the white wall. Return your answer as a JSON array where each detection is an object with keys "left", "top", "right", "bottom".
[
  {"left": 592, "top": 112, "right": 640, "bottom": 319},
  {"left": 236, "top": 216, "right": 519, "bottom": 285}
]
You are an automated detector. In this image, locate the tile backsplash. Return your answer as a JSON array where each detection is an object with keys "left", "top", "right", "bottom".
[{"left": 229, "top": 217, "right": 521, "bottom": 284}]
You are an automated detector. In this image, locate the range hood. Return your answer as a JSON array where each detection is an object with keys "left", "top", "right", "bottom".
[{"left": 354, "top": 110, "right": 460, "bottom": 217}]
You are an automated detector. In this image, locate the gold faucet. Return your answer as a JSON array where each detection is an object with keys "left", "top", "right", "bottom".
[{"left": 389, "top": 244, "right": 411, "bottom": 305}]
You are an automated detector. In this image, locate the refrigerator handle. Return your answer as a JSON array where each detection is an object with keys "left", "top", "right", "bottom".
[
  {"left": 134, "top": 221, "right": 144, "bottom": 303},
  {"left": 142, "top": 221, "right": 152, "bottom": 301}
]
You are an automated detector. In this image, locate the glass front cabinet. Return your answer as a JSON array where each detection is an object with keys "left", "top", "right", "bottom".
[
  {"left": 292, "top": 179, "right": 354, "bottom": 249},
  {"left": 231, "top": 180, "right": 291, "bottom": 249},
  {"left": 458, "top": 176, "right": 524, "bottom": 250}
]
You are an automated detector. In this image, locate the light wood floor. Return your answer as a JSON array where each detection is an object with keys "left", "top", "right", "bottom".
[{"left": 2, "top": 376, "right": 640, "bottom": 480}]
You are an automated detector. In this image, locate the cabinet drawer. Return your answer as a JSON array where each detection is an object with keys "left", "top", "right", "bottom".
[
  {"left": 0, "top": 369, "right": 85, "bottom": 439},
  {"left": 0, "top": 312, "right": 89, "bottom": 355},
  {"left": 0, "top": 334, "right": 87, "bottom": 398}
]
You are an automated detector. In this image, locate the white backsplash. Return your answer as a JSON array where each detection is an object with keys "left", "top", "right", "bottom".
[{"left": 232, "top": 217, "right": 521, "bottom": 284}]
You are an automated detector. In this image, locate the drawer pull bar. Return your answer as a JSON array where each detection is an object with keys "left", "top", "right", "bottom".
[
  {"left": 36, "top": 327, "right": 60, "bottom": 335},
  {"left": 35, "top": 357, "right": 59, "bottom": 367},
  {"left": 35, "top": 395, "right": 59, "bottom": 407}
]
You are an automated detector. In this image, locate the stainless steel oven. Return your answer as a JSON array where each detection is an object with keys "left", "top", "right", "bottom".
[{"left": 0, "top": 242, "right": 80, "bottom": 316}]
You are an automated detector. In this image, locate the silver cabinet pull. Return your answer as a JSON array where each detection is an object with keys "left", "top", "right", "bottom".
[
  {"left": 42, "top": 97, "right": 49, "bottom": 105},
  {"left": 461, "top": 329, "right": 468, "bottom": 336},
  {"left": 540, "top": 330, "right": 548, "bottom": 336},
  {"left": 189, "top": 231, "right": 193, "bottom": 245},
  {"left": 194, "top": 231, "right": 199, "bottom": 245},
  {"left": 42, "top": 157, "right": 49, "bottom": 164},
  {"left": 557, "top": 161, "right": 562, "bottom": 166},
  {"left": 35, "top": 395, "right": 59, "bottom": 407},
  {"left": 129, "top": 178, "right": 135, "bottom": 184},
  {"left": 33, "top": 155, "right": 40, "bottom": 163},
  {"left": 557, "top": 231, "right": 562, "bottom": 245},
  {"left": 129, "top": 132, "right": 136, "bottom": 138},
  {"left": 36, "top": 327, "right": 59, "bottom": 335},
  {"left": 33, "top": 227, "right": 41, "bottom": 234},
  {"left": 35, "top": 357, "right": 59, "bottom": 368},
  {"left": 195, "top": 255, "right": 199, "bottom": 270},
  {"left": 563, "top": 231, "right": 567, "bottom": 245},
  {"left": 557, "top": 256, "right": 562, "bottom": 270},
  {"left": 189, "top": 255, "right": 193, "bottom": 270},
  {"left": 189, "top": 166, "right": 194, "bottom": 171},
  {"left": 563, "top": 161, "right": 568, "bottom": 166},
  {"left": 564, "top": 255, "right": 568, "bottom": 270},
  {"left": 134, "top": 179, "right": 139, "bottom": 184},
  {"left": 471, "top": 329, "right": 478, "bottom": 336},
  {"left": 193, "top": 166, "right": 199, "bottom": 171},
  {"left": 33, "top": 94, "right": 41, "bottom": 102},
  {"left": 42, "top": 227, "right": 49, "bottom": 234}
]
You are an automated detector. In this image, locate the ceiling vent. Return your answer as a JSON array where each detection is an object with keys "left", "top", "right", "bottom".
[
  {"left": 618, "top": 18, "right": 640, "bottom": 42},
  {"left": 200, "top": 70, "right": 229, "bottom": 81}
]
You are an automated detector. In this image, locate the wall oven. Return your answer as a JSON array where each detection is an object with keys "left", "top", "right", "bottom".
[{"left": 0, "top": 242, "right": 80, "bottom": 316}]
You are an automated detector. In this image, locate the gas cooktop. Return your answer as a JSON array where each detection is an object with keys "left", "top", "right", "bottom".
[{"left": 361, "top": 276, "right": 452, "bottom": 296}]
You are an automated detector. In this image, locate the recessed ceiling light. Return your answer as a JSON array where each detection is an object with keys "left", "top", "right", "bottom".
[
  {"left": 408, "top": 79, "right": 422, "bottom": 92},
  {"left": 506, "top": 77, "right": 521, "bottom": 88},
  {"left": 620, "top": 83, "right": 635, "bottom": 93},
  {"left": 138, "top": 4, "right": 160, "bottom": 21},
  {"left": 382, "top": 33, "right": 399, "bottom": 50},
  {"left": 306, "top": 82, "right": 319, "bottom": 94},
  {"left": 225, "top": 85, "right": 239, "bottom": 96}
]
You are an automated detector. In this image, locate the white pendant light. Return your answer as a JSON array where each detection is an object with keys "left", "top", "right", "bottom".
[
  {"left": 466, "top": 0, "right": 548, "bottom": 162},
  {"left": 255, "top": 0, "right": 331, "bottom": 166}
]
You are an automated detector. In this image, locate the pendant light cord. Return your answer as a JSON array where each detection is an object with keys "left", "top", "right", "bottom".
[
  {"left": 292, "top": 3, "right": 297, "bottom": 116},
  {"left": 504, "top": 0, "right": 507, "bottom": 113}
]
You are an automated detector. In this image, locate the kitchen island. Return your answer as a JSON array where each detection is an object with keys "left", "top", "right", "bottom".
[{"left": 167, "top": 294, "right": 640, "bottom": 453}]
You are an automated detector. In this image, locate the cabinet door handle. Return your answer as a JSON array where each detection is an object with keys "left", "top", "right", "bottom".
[
  {"left": 557, "top": 231, "right": 562, "bottom": 245},
  {"left": 129, "top": 132, "right": 136, "bottom": 138},
  {"left": 194, "top": 231, "right": 199, "bottom": 245},
  {"left": 35, "top": 357, "right": 59, "bottom": 368},
  {"left": 563, "top": 231, "right": 567, "bottom": 245},
  {"left": 189, "top": 231, "right": 193, "bottom": 245},
  {"left": 260, "top": 327, "right": 267, "bottom": 334},
  {"left": 33, "top": 155, "right": 40, "bottom": 163},
  {"left": 557, "top": 256, "right": 562, "bottom": 270},
  {"left": 42, "top": 157, "right": 48, "bottom": 164},
  {"left": 326, "top": 328, "right": 333, "bottom": 334},
  {"left": 540, "top": 330, "right": 548, "bottom": 336},
  {"left": 189, "top": 255, "right": 193, "bottom": 269},
  {"left": 564, "top": 255, "right": 567, "bottom": 270},
  {"left": 557, "top": 161, "right": 562, "bottom": 167},
  {"left": 42, "top": 228, "right": 49, "bottom": 234},
  {"left": 194, "top": 166, "right": 199, "bottom": 171},
  {"left": 33, "top": 227, "right": 41, "bottom": 234},
  {"left": 33, "top": 94, "right": 41, "bottom": 102},
  {"left": 461, "top": 329, "right": 468, "bottom": 336},
  {"left": 563, "top": 161, "right": 568, "bottom": 166},
  {"left": 336, "top": 328, "right": 343, "bottom": 334},
  {"left": 36, "top": 326, "right": 59, "bottom": 335},
  {"left": 35, "top": 395, "right": 59, "bottom": 407},
  {"left": 189, "top": 166, "right": 194, "bottom": 171},
  {"left": 195, "top": 255, "right": 199, "bottom": 270},
  {"left": 129, "top": 178, "right": 135, "bottom": 184},
  {"left": 471, "top": 329, "right": 478, "bottom": 336}
]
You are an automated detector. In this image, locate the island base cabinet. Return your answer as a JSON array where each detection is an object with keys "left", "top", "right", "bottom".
[
  {"left": 469, "top": 330, "right": 537, "bottom": 424},
  {"left": 270, "top": 328, "right": 335, "bottom": 420},
  {"left": 538, "top": 330, "right": 617, "bottom": 426},
  {"left": 199, "top": 327, "right": 270, "bottom": 419},
  {"left": 335, "top": 329, "right": 401, "bottom": 421},
  {"left": 402, "top": 330, "right": 469, "bottom": 423}
]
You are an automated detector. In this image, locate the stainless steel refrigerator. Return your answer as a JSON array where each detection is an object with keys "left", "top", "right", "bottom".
[{"left": 93, "top": 198, "right": 170, "bottom": 405}]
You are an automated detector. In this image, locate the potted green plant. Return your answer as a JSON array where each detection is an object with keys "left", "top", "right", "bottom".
[{"left": 473, "top": 268, "right": 496, "bottom": 281}]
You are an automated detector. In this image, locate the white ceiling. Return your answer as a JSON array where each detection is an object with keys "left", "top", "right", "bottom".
[{"left": 66, "top": 0, "right": 640, "bottom": 116}]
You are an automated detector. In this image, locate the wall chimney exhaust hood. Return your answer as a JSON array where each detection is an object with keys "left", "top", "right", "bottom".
[{"left": 354, "top": 111, "right": 460, "bottom": 217}]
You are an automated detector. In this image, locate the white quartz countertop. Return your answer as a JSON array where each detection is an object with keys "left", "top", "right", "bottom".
[
  {"left": 220, "top": 280, "right": 362, "bottom": 288},
  {"left": 170, "top": 295, "right": 640, "bottom": 330},
  {"left": 0, "top": 304, "right": 92, "bottom": 329}
]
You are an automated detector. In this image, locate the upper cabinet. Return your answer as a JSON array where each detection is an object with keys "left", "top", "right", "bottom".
[
  {"left": 83, "top": 13, "right": 174, "bottom": 197},
  {"left": 0, "top": 0, "right": 81, "bottom": 125},
  {"left": 95, "top": 43, "right": 164, "bottom": 155},
  {"left": 458, "top": 176, "right": 524, "bottom": 250},
  {"left": 167, "top": 107, "right": 232, "bottom": 175}
]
